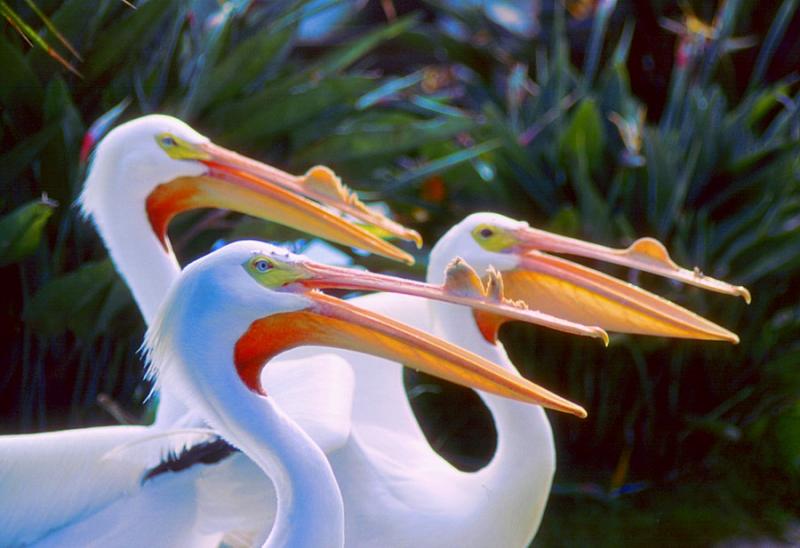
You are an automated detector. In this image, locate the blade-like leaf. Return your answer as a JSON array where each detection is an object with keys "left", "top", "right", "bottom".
[
  {"left": 0, "top": 123, "right": 61, "bottom": 190},
  {"left": 559, "top": 98, "right": 605, "bottom": 174},
  {"left": 0, "top": 31, "right": 43, "bottom": 110},
  {"left": 24, "top": 259, "right": 116, "bottom": 337},
  {"left": 0, "top": 199, "right": 56, "bottom": 267},
  {"left": 212, "top": 75, "right": 375, "bottom": 144},
  {"left": 295, "top": 113, "right": 473, "bottom": 164},
  {"left": 0, "top": 1, "right": 82, "bottom": 76},
  {"left": 83, "top": 0, "right": 178, "bottom": 81}
]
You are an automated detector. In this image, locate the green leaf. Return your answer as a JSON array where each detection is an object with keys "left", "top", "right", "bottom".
[
  {"left": 546, "top": 206, "right": 581, "bottom": 236},
  {"left": 0, "top": 32, "right": 43, "bottom": 111},
  {"left": 378, "top": 139, "right": 501, "bottom": 194},
  {"left": 0, "top": 1, "right": 81, "bottom": 77},
  {"left": 40, "top": 77, "right": 84, "bottom": 204},
  {"left": 83, "top": 0, "right": 178, "bottom": 81},
  {"left": 559, "top": 98, "right": 605, "bottom": 174},
  {"left": 747, "top": 0, "right": 799, "bottom": 93},
  {"left": 295, "top": 113, "right": 473, "bottom": 165},
  {"left": 185, "top": 25, "right": 296, "bottom": 115},
  {"left": 356, "top": 72, "right": 424, "bottom": 110},
  {"left": 34, "top": 0, "right": 116, "bottom": 60},
  {"left": 0, "top": 199, "right": 55, "bottom": 267},
  {"left": 568, "top": 149, "right": 611, "bottom": 240},
  {"left": 0, "top": 123, "right": 61, "bottom": 190},
  {"left": 732, "top": 228, "right": 800, "bottom": 284},
  {"left": 746, "top": 84, "right": 791, "bottom": 128},
  {"left": 213, "top": 76, "right": 376, "bottom": 145},
  {"left": 24, "top": 259, "right": 116, "bottom": 337},
  {"left": 304, "top": 14, "right": 420, "bottom": 82}
]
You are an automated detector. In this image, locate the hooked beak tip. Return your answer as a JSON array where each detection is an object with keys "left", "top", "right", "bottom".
[
  {"left": 410, "top": 230, "right": 423, "bottom": 249},
  {"left": 595, "top": 328, "right": 610, "bottom": 347},
  {"left": 737, "top": 286, "right": 752, "bottom": 305}
]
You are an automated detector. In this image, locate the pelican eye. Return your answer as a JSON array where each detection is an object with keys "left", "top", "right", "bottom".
[
  {"left": 254, "top": 259, "right": 272, "bottom": 272},
  {"left": 245, "top": 254, "right": 306, "bottom": 288},
  {"left": 156, "top": 132, "right": 210, "bottom": 160},
  {"left": 471, "top": 223, "right": 516, "bottom": 252}
]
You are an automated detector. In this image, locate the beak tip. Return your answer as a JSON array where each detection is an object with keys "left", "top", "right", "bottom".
[
  {"left": 738, "top": 287, "right": 752, "bottom": 305},
  {"left": 574, "top": 406, "right": 588, "bottom": 419},
  {"left": 409, "top": 230, "right": 423, "bottom": 249}
]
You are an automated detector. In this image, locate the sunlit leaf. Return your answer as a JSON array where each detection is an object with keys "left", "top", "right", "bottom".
[
  {"left": 295, "top": 113, "right": 473, "bottom": 164},
  {"left": 0, "top": 1, "right": 82, "bottom": 76},
  {"left": 0, "top": 199, "right": 55, "bottom": 267},
  {"left": 22, "top": 0, "right": 82, "bottom": 61},
  {"left": 559, "top": 98, "right": 605, "bottom": 174},
  {"left": 212, "top": 76, "right": 376, "bottom": 144}
]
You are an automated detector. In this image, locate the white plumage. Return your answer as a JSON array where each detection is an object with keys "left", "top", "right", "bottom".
[
  {"left": 0, "top": 115, "right": 366, "bottom": 545},
  {"left": 2, "top": 112, "right": 744, "bottom": 546}
]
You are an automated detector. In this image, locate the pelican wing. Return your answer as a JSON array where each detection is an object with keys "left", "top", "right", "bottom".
[{"left": 0, "top": 425, "right": 151, "bottom": 545}]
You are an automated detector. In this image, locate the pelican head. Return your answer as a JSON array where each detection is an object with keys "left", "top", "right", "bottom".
[
  {"left": 146, "top": 240, "right": 602, "bottom": 418},
  {"left": 429, "top": 212, "right": 749, "bottom": 344},
  {"left": 80, "top": 114, "right": 418, "bottom": 263}
]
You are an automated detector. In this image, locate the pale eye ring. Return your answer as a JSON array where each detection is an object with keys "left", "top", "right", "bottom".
[
  {"left": 254, "top": 259, "right": 272, "bottom": 272},
  {"left": 479, "top": 227, "right": 494, "bottom": 238},
  {"left": 161, "top": 136, "right": 177, "bottom": 147}
]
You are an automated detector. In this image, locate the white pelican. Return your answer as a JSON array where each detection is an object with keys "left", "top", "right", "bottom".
[
  {"left": 33, "top": 241, "right": 596, "bottom": 547},
  {"left": 0, "top": 115, "right": 600, "bottom": 546},
  {"left": 0, "top": 114, "right": 421, "bottom": 546},
  {"left": 281, "top": 212, "right": 749, "bottom": 547},
  {"left": 77, "top": 114, "right": 420, "bottom": 428}
]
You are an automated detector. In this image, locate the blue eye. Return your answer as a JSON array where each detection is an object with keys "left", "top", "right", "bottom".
[
  {"left": 254, "top": 259, "right": 271, "bottom": 272},
  {"left": 161, "top": 136, "right": 177, "bottom": 147}
]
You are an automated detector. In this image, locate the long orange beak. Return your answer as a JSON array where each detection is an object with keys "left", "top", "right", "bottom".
[
  {"left": 496, "top": 226, "right": 749, "bottom": 343},
  {"left": 513, "top": 227, "right": 750, "bottom": 301},
  {"left": 200, "top": 142, "right": 422, "bottom": 247},
  {"left": 283, "top": 256, "right": 608, "bottom": 344},
  {"left": 235, "top": 291, "right": 588, "bottom": 418},
  {"left": 145, "top": 147, "right": 417, "bottom": 265}
]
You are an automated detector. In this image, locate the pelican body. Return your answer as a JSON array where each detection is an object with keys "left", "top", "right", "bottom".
[
  {"left": 143, "top": 241, "right": 591, "bottom": 546},
  {"left": 283, "top": 212, "right": 748, "bottom": 546},
  {"left": 0, "top": 113, "right": 748, "bottom": 546},
  {"left": 0, "top": 114, "right": 596, "bottom": 546},
  {"left": 0, "top": 114, "right": 420, "bottom": 546}
]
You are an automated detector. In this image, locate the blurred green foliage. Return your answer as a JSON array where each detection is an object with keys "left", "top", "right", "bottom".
[{"left": 1, "top": 0, "right": 799, "bottom": 545}]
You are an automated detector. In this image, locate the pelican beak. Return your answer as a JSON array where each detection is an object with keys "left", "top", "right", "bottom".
[
  {"left": 291, "top": 257, "right": 609, "bottom": 344},
  {"left": 199, "top": 143, "right": 423, "bottom": 249},
  {"left": 236, "top": 295, "right": 587, "bottom": 418},
  {"left": 234, "top": 255, "right": 605, "bottom": 418},
  {"left": 495, "top": 226, "right": 749, "bottom": 343},
  {"left": 145, "top": 142, "right": 417, "bottom": 265}
]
